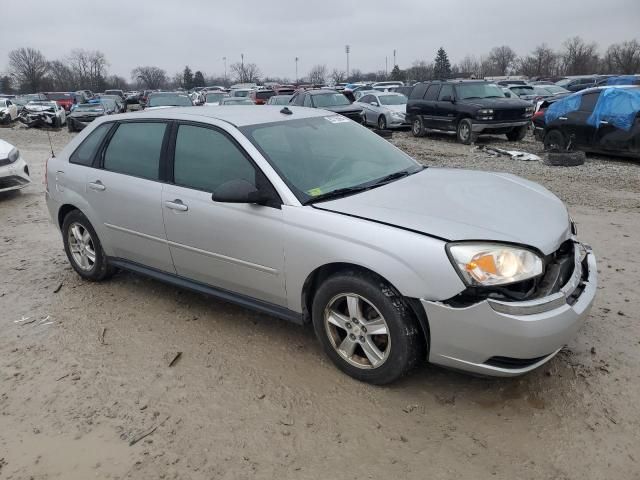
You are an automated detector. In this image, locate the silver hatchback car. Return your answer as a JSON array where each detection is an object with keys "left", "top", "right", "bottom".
[{"left": 45, "top": 106, "right": 597, "bottom": 384}]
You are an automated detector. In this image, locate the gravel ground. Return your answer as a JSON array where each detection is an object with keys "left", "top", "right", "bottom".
[{"left": 0, "top": 122, "right": 639, "bottom": 480}]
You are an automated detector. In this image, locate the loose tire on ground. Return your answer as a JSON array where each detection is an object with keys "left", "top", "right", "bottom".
[
  {"left": 311, "top": 270, "right": 425, "bottom": 385},
  {"left": 543, "top": 150, "right": 586, "bottom": 167},
  {"left": 62, "top": 210, "right": 114, "bottom": 281}
]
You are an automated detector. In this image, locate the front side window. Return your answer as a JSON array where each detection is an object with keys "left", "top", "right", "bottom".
[
  {"left": 70, "top": 123, "right": 112, "bottom": 166},
  {"left": 173, "top": 125, "right": 255, "bottom": 192},
  {"left": 438, "top": 85, "right": 453, "bottom": 101},
  {"left": 103, "top": 122, "right": 166, "bottom": 180},
  {"left": 241, "top": 116, "right": 421, "bottom": 202}
]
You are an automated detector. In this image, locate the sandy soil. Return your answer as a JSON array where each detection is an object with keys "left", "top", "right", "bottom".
[{"left": 0, "top": 123, "right": 639, "bottom": 480}]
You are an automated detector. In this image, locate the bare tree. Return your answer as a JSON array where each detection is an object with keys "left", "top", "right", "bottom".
[
  {"left": 330, "top": 68, "right": 346, "bottom": 84},
  {"left": 516, "top": 44, "right": 559, "bottom": 78},
  {"left": 8, "top": 47, "right": 49, "bottom": 92},
  {"left": 604, "top": 39, "right": 640, "bottom": 74},
  {"left": 458, "top": 55, "right": 481, "bottom": 78},
  {"left": 67, "top": 49, "right": 109, "bottom": 91},
  {"left": 488, "top": 46, "right": 517, "bottom": 76},
  {"left": 406, "top": 60, "right": 434, "bottom": 82},
  {"left": 307, "top": 64, "right": 327, "bottom": 84},
  {"left": 105, "top": 75, "right": 129, "bottom": 90},
  {"left": 131, "top": 66, "right": 167, "bottom": 89},
  {"left": 229, "top": 62, "right": 261, "bottom": 83},
  {"left": 562, "top": 36, "right": 599, "bottom": 75},
  {"left": 346, "top": 68, "right": 363, "bottom": 83},
  {"left": 48, "top": 60, "right": 76, "bottom": 91}
]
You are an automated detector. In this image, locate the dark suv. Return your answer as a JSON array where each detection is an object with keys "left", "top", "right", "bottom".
[{"left": 406, "top": 80, "right": 534, "bottom": 144}]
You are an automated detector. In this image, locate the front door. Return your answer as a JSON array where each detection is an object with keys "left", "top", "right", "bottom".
[{"left": 161, "top": 122, "right": 287, "bottom": 306}]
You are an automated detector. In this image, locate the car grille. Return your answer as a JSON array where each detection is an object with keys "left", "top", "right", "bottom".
[
  {"left": 0, "top": 175, "right": 29, "bottom": 189},
  {"left": 493, "top": 108, "right": 527, "bottom": 121}
]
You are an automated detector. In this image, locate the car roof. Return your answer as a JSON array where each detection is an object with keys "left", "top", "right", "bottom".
[
  {"left": 107, "top": 105, "right": 330, "bottom": 127},
  {"left": 307, "top": 89, "right": 342, "bottom": 95}
]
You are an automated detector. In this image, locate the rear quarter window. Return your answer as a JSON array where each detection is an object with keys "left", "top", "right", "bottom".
[{"left": 409, "top": 84, "right": 428, "bottom": 100}]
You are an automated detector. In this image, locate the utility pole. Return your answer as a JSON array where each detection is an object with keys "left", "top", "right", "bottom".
[
  {"left": 241, "top": 53, "right": 245, "bottom": 82},
  {"left": 222, "top": 57, "right": 227, "bottom": 85},
  {"left": 385, "top": 56, "right": 388, "bottom": 77},
  {"left": 295, "top": 57, "right": 299, "bottom": 84},
  {"left": 345, "top": 45, "right": 350, "bottom": 80},
  {"left": 393, "top": 49, "right": 397, "bottom": 67}
]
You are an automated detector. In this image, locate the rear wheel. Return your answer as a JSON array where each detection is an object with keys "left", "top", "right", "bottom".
[
  {"left": 506, "top": 125, "right": 528, "bottom": 141},
  {"left": 62, "top": 210, "right": 114, "bottom": 281},
  {"left": 378, "top": 115, "right": 387, "bottom": 130},
  {"left": 456, "top": 118, "right": 475, "bottom": 144},
  {"left": 543, "top": 129, "right": 567, "bottom": 151},
  {"left": 411, "top": 117, "right": 426, "bottom": 137},
  {"left": 312, "top": 271, "right": 425, "bottom": 384}
]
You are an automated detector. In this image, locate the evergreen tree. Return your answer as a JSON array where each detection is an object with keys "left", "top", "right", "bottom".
[
  {"left": 390, "top": 65, "right": 404, "bottom": 81},
  {"left": 193, "top": 71, "right": 205, "bottom": 88},
  {"left": 183, "top": 66, "right": 194, "bottom": 90},
  {"left": 434, "top": 47, "right": 452, "bottom": 79}
]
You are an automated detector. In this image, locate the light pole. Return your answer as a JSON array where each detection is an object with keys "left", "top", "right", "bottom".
[
  {"left": 241, "top": 53, "right": 245, "bottom": 82},
  {"left": 345, "top": 45, "right": 350, "bottom": 80},
  {"left": 295, "top": 57, "right": 299, "bottom": 84},
  {"left": 222, "top": 57, "right": 227, "bottom": 85},
  {"left": 385, "top": 56, "right": 388, "bottom": 77},
  {"left": 393, "top": 49, "right": 397, "bottom": 68}
]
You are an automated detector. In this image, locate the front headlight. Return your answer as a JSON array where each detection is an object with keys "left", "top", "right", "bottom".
[
  {"left": 478, "top": 109, "right": 494, "bottom": 115},
  {"left": 8, "top": 148, "right": 19, "bottom": 163},
  {"left": 447, "top": 243, "right": 543, "bottom": 287},
  {"left": 390, "top": 111, "right": 404, "bottom": 118}
]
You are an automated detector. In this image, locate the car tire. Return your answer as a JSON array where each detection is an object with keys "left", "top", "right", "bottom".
[
  {"left": 68, "top": 121, "right": 75, "bottom": 133},
  {"left": 311, "top": 270, "right": 425, "bottom": 385},
  {"left": 378, "top": 115, "right": 387, "bottom": 130},
  {"left": 543, "top": 129, "right": 567, "bottom": 151},
  {"left": 456, "top": 118, "right": 476, "bottom": 144},
  {"left": 62, "top": 210, "right": 114, "bottom": 282},
  {"left": 411, "top": 117, "right": 426, "bottom": 137},
  {"left": 506, "top": 125, "right": 528, "bottom": 141},
  {"left": 543, "top": 150, "right": 586, "bottom": 167}
]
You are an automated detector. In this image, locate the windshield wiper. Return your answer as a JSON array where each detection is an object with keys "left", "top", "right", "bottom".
[{"left": 304, "top": 185, "right": 373, "bottom": 205}]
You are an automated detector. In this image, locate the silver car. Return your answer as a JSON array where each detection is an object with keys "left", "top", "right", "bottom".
[
  {"left": 355, "top": 91, "right": 409, "bottom": 129},
  {"left": 45, "top": 106, "right": 597, "bottom": 384}
]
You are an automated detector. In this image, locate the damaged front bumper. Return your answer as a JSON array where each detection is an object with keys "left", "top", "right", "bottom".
[{"left": 422, "top": 244, "right": 597, "bottom": 376}]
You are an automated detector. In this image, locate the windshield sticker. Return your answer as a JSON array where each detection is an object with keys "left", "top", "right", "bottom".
[
  {"left": 325, "top": 115, "right": 350, "bottom": 124},
  {"left": 307, "top": 188, "right": 323, "bottom": 196}
]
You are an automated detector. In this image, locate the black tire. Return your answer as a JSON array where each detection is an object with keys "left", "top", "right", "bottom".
[
  {"left": 456, "top": 118, "right": 476, "bottom": 144},
  {"left": 543, "top": 150, "right": 586, "bottom": 167},
  {"left": 62, "top": 210, "right": 114, "bottom": 281},
  {"left": 67, "top": 121, "right": 75, "bottom": 133},
  {"left": 311, "top": 270, "right": 425, "bottom": 385},
  {"left": 411, "top": 117, "right": 426, "bottom": 137},
  {"left": 506, "top": 125, "right": 528, "bottom": 141},
  {"left": 361, "top": 113, "right": 368, "bottom": 126},
  {"left": 378, "top": 115, "right": 387, "bottom": 130},
  {"left": 543, "top": 129, "right": 567, "bottom": 151}
]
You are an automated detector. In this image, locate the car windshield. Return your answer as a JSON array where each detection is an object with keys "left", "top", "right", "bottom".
[
  {"left": 206, "top": 93, "right": 224, "bottom": 102},
  {"left": 456, "top": 83, "right": 505, "bottom": 99},
  {"left": 556, "top": 79, "right": 571, "bottom": 87},
  {"left": 233, "top": 90, "right": 250, "bottom": 97},
  {"left": 222, "top": 98, "right": 254, "bottom": 105},
  {"left": 544, "top": 85, "right": 568, "bottom": 94},
  {"left": 46, "top": 93, "right": 71, "bottom": 100},
  {"left": 313, "top": 93, "right": 350, "bottom": 108},
  {"left": 269, "top": 95, "right": 292, "bottom": 105},
  {"left": 511, "top": 86, "right": 534, "bottom": 95},
  {"left": 75, "top": 104, "right": 105, "bottom": 112},
  {"left": 100, "top": 99, "right": 117, "bottom": 109},
  {"left": 148, "top": 94, "right": 192, "bottom": 107},
  {"left": 241, "top": 116, "right": 422, "bottom": 203},
  {"left": 378, "top": 94, "right": 407, "bottom": 105}
]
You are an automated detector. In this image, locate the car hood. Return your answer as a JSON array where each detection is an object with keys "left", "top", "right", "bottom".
[
  {"left": 316, "top": 168, "right": 571, "bottom": 255},
  {"left": 459, "top": 97, "right": 532, "bottom": 109},
  {"left": 322, "top": 104, "right": 363, "bottom": 114},
  {"left": 383, "top": 104, "right": 406, "bottom": 114},
  {"left": 25, "top": 105, "right": 55, "bottom": 113}
]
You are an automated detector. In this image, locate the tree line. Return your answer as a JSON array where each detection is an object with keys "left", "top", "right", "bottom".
[{"left": 2, "top": 36, "right": 638, "bottom": 94}]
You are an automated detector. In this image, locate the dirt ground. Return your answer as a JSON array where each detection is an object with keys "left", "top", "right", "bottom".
[{"left": 1, "top": 122, "right": 639, "bottom": 480}]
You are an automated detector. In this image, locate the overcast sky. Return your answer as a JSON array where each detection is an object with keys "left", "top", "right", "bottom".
[{"left": 2, "top": 0, "right": 639, "bottom": 80}]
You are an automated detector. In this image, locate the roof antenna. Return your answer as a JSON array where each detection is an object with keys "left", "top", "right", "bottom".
[
  {"left": 46, "top": 129, "right": 56, "bottom": 158},
  {"left": 280, "top": 106, "right": 293, "bottom": 115}
]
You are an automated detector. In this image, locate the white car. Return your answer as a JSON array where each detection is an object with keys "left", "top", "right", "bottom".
[
  {"left": 20, "top": 101, "right": 66, "bottom": 128},
  {"left": 0, "top": 139, "right": 31, "bottom": 193},
  {"left": 0, "top": 98, "right": 18, "bottom": 124}
]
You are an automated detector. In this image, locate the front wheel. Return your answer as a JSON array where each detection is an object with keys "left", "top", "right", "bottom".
[
  {"left": 411, "top": 117, "right": 426, "bottom": 137},
  {"left": 506, "top": 125, "right": 528, "bottom": 141},
  {"left": 62, "top": 210, "right": 114, "bottom": 281},
  {"left": 312, "top": 271, "right": 425, "bottom": 384},
  {"left": 378, "top": 115, "right": 387, "bottom": 130},
  {"left": 456, "top": 118, "right": 475, "bottom": 144}
]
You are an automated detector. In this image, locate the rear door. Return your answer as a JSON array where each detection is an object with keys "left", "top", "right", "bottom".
[
  {"left": 359, "top": 94, "right": 375, "bottom": 124},
  {"left": 86, "top": 120, "right": 175, "bottom": 273},
  {"left": 435, "top": 84, "right": 456, "bottom": 131},
  {"left": 406, "top": 83, "right": 429, "bottom": 122},
  {"left": 161, "top": 122, "right": 287, "bottom": 306},
  {"left": 561, "top": 91, "right": 600, "bottom": 148},
  {"left": 421, "top": 84, "right": 442, "bottom": 129}
]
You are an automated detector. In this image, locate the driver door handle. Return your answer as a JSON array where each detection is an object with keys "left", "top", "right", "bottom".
[
  {"left": 88, "top": 180, "right": 106, "bottom": 191},
  {"left": 164, "top": 199, "right": 188, "bottom": 211}
]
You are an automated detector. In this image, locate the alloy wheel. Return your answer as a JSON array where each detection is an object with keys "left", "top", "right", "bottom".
[
  {"left": 323, "top": 293, "right": 391, "bottom": 369},
  {"left": 67, "top": 222, "right": 96, "bottom": 271}
]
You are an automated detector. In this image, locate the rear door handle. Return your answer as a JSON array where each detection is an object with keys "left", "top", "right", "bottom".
[
  {"left": 88, "top": 180, "right": 106, "bottom": 191},
  {"left": 164, "top": 199, "right": 188, "bottom": 211}
]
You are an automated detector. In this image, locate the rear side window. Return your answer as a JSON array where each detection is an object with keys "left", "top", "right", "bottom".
[
  {"left": 70, "top": 123, "right": 112, "bottom": 166},
  {"left": 424, "top": 85, "right": 442, "bottom": 100},
  {"left": 410, "top": 83, "right": 428, "bottom": 100},
  {"left": 103, "top": 122, "right": 166, "bottom": 180},
  {"left": 579, "top": 92, "right": 600, "bottom": 112},
  {"left": 173, "top": 125, "right": 256, "bottom": 193}
]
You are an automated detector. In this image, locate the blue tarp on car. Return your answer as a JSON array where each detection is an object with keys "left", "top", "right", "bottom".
[
  {"left": 587, "top": 87, "right": 640, "bottom": 131},
  {"left": 544, "top": 93, "right": 582, "bottom": 124},
  {"left": 606, "top": 75, "right": 640, "bottom": 86}
]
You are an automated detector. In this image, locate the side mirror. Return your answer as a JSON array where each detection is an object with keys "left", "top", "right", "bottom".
[
  {"left": 504, "top": 92, "right": 511, "bottom": 98},
  {"left": 370, "top": 101, "right": 379, "bottom": 106},
  {"left": 441, "top": 95, "right": 453, "bottom": 102},
  {"left": 212, "top": 179, "right": 270, "bottom": 205}
]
